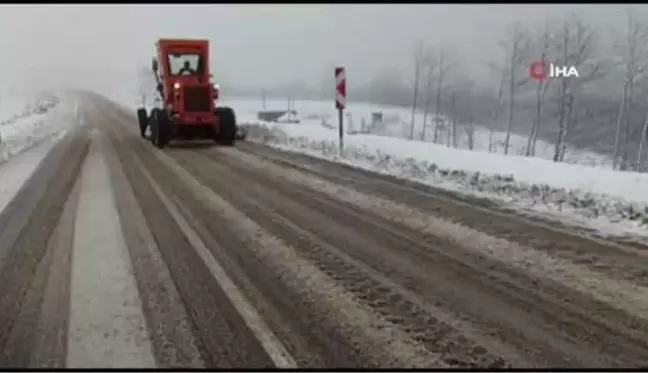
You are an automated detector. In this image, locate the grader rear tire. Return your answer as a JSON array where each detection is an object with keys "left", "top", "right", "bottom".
[
  {"left": 137, "top": 108, "right": 148, "bottom": 138},
  {"left": 215, "top": 106, "right": 236, "bottom": 146}
]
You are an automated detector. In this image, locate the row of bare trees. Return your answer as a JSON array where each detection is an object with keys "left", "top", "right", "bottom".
[
  {"left": 612, "top": 11, "right": 648, "bottom": 170},
  {"left": 408, "top": 10, "right": 648, "bottom": 171},
  {"left": 409, "top": 42, "right": 465, "bottom": 148}
]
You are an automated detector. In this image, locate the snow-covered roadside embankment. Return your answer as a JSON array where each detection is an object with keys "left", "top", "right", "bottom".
[
  {"left": 243, "top": 123, "right": 648, "bottom": 239},
  {"left": 0, "top": 91, "right": 82, "bottom": 213},
  {"left": 0, "top": 92, "right": 73, "bottom": 166}
]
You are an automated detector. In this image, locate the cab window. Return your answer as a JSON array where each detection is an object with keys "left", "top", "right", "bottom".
[{"left": 167, "top": 53, "right": 202, "bottom": 76}]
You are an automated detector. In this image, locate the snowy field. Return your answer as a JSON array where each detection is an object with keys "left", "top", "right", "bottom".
[
  {"left": 224, "top": 97, "right": 614, "bottom": 168},
  {"left": 0, "top": 90, "right": 81, "bottom": 212}
]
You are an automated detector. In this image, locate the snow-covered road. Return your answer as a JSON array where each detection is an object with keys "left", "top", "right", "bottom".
[
  {"left": 218, "top": 97, "right": 648, "bottom": 241},
  {"left": 2, "top": 92, "right": 648, "bottom": 368}
]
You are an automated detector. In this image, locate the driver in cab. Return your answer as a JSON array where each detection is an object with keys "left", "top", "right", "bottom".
[{"left": 178, "top": 60, "right": 197, "bottom": 76}]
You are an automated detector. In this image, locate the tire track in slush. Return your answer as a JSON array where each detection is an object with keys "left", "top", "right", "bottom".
[
  {"left": 196, "top": 146, "right": 648, "bottom": 366},
  {"left": 66, "top": 129, "right": 156, "bottom": 368},
  {"left": 237, "top": 142, "right": 648, "bottom": 283},
  {"left": 98, "top": 98, "right": 648, "bottom": 367},
  {"left": 142, "top": 144, "right": 447, "bottom": 368},
  {"left": 225, "top": 148, "right": 648, "bottom": 324},
  {"left": 0, "top": 128, "right": 90, "bottom": 366},
  {"left": 170, "top": 149, "right": 553, "bottom": 367},
  {"left": 107, "top": 104, "right": 597, "bottom": 367},
  {"left": 1, "top": 173, "right": 80, "bottom": 367},
  {"left": 131, "top": 153, "right": 297, "bottom": 369},
  {"left": 103, "top": 113, "right": 280, "bottom": 368},
  {"left": 100, "top": 121, "right": 205, "bottom": 368}
]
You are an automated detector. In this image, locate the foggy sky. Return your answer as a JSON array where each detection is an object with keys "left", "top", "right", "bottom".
[{"left": 0, "top": 4, "right": 646, "bottom": 96}]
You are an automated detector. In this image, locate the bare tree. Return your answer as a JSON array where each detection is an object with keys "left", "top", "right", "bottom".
[
  {"left": 612, "top": 10, "right": 648, "bottom": 169},
  {"left": 420, "top": 48, "right": 439, "bottom": 141},
  {"left": 526, "top": 23, "right": 555, "bottom": 157},
  {"left": 432, "top": 47, "right": 454, "bottom": 144},
  {"left": 465, "top": 115, "right": 476, "bottom": 151},
  {"left": 500, "top": 24, "right": 532, "bottom": 155},
  {"left": 552, "top": 22, "right": 571, "bottom": 162},
  {"left": 409, "top": 41, "right": 428, "bottom": 140},
  {"left": 447, "top": 75, "right": 474, "bottom": 149},
  {"left": 553, "top": 15, "right": 602, "bottom": 162},
  {"left": 448, "top": 90, "right": 458, "bottom": 148},
  {"left": 637, "top": 103, "right": 648, "bottom": 170},
  {"left": 487, "top": 61, "right": 508, "bottom": 153}
]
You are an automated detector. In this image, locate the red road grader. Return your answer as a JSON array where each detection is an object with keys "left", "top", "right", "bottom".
[{"left": 136, "top": 38, "right": 237, "bottom": 148}]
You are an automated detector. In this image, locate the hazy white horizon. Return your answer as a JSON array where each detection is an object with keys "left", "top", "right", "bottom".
[{"left": 0, "top": 4, "right": 645, "bottom": 96}]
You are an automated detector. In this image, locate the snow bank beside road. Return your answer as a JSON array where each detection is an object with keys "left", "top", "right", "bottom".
[
  {"left": 244, "top": 123, "right": 648, "bottom": 239},
  {"left": 0, "top": 92, "right": 67, "bottom": 165},
  {"left": 0, "top": 91, "right": 81, "bottom": 213}
]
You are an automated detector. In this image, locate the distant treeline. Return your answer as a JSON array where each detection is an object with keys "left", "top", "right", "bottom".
[{"left": 224, "top": 76, "right": 625, "bottom": 161}]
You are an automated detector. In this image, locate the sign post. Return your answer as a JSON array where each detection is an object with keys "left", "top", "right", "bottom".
[{"left": 335, "top": 67, "right": 346, "bottom": 155}]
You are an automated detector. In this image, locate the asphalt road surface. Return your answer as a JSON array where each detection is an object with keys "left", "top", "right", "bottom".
[{"left": 1, "top": 93, "right": 648, "bottom": 368}]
